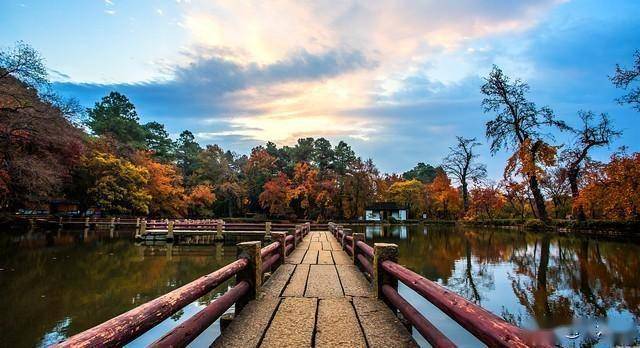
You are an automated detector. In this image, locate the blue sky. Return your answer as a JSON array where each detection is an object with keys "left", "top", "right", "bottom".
[{"left": 2, "top": 0, "right": 639, "bottom": 178}]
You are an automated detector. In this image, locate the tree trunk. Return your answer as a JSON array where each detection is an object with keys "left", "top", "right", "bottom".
[
  {"left": 567, "top": 167, "right": 586, "bottom": 221},
  {"left": 528, "top": 174, "right": 548, "bottom": 221},
  {"left": 462, "top": 180, "right": 469, "bottom": 213}
]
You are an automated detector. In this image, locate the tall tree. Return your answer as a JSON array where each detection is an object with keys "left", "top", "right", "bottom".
[
  {"left": 143, "top": 121, "right": 175, "bottom": 163},
  {"left": 442, "top": 136, "right": 487, "bottom": 212},
  {"left": 481, "top": 65, "right": 567, "bottom": 221},
  {"left": 85, "top": 91, "right": 147, "bottom": 149},
  {"left": 611, "top": 50, "right": 640, "bottom": 111},
  {"left": 560, "top": 111, "right": 620, "bottom": 219},
  {"left": 175, "top": 130, "right": 202, "bottom": 181}
]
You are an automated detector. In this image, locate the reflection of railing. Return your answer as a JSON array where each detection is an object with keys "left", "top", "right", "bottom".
[
  {"left": 328, "top": 222, "right": 555, "bottom": 348},
  {"left": 55, "top": 224, "right": 311, "bottom": 347}
]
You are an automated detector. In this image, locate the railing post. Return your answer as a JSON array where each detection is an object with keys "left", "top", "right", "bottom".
[
  {"left": 288, "top": 228, "right": 298, "bottom": 248},
  {"left": 265, "top": 221, "right": 272, "bottom": 239},
  {"left": 352, "top": 232, "right": 364, "bottom": 263},
  {"left": 305, "top": 222, "right": 310, "bottom": 235},
  {"left": 167, "top": 221, "right": 174, "bottom": 242},
  {"left": 272, "top": 232, "right": 287, "bottom": 265},
  {"left": 235, "top": 241, "right": 262, "bottom": 312},
  {"left": 374, "top": 243, "right": 399, "bottom": 311},
  {"left": 216, "top": 221, "right": 224, "bottom": 241}
]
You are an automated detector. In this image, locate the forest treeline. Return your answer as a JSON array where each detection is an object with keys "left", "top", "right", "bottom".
[{"left": 1, "top": 42, "right": 639, "bottom": 222}]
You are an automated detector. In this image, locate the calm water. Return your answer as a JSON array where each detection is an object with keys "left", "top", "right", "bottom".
[
  {"left": 0, "top": 229, "right": 239, "bottom": 347},
  {"left": 351, "top": 224, "right": 640, "bottom": 347},
  {"left": 1, "top": 226, "right": 639, "bottom": 347}
]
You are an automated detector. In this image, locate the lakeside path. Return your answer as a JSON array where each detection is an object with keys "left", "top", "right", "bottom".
[{"left": 213, "top": 231, "right": 418, "bottom": 347}]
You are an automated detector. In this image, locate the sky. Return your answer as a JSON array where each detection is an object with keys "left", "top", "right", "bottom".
[{"left": 2, "top": 0, "right": 639, "bottom": 177}]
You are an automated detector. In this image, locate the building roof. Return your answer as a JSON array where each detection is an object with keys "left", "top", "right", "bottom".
[{"left": 365, "top": 202, "right": 407, "bottom": 210}]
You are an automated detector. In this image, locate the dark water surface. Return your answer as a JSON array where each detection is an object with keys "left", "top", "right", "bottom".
[
  {"left": 1, "top": 225, "right": 639, "bottom": 347},
  {"left": 351, "top": 224, "right": 640, "bottom": 347},
  {"left": 0, "top": 229, "right": 238, "bottom": 347}
]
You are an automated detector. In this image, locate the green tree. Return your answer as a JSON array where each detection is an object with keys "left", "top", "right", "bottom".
[
  {"left": 143, "top": 121, "right": 175, "bottom": 163},
  {"left": 402, "top": 162, "right": 441, "bottom": 183},
  {"left": 175, "top": 130, "right": 202, "bottom": 181},
  {"left": 313, "top": 137, "right": 334, "bottom": 171},
  {"left": 85, "top": 91, "right": 147, "bottom": 148}
]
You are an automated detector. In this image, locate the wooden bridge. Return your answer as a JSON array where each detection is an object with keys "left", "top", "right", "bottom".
[{"left": 54, "top": 223, "right": 555, "bottom": 347}]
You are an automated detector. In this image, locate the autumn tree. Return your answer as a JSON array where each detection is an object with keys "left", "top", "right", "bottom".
[
  {"left": 611, "top": 50, "right": 640, "bottom": 111},
  {"left": 575, "top": 152, "right": 640, "bottom": 220},
  {"left": 540, "top": 167, "right": 571, "bottom": 219},
  {"left": 82, "top": 151, "right": 151, "bottom": 215},
  {"left": 442, "top": 136, "right": 487, "bottom": 212},
  {"left": 341, "top": 158, "right": 378, "bottom": 220},
  {"left": 186, "top": 184, "right": 216, "bottom": 217},
  {"left": 502, "top": 180, "right": 530, "bottom": 219},
  {"left": 259, "top": 172, "right": 293, "bottom": 217},
  {"left": 134, "top": 152, "right": 185, "bottom": 217},
  {"left": 426, "top": 171, "right": 461, "bottom": 219},
  {"left": 468, "top": 184, "right": 505, "bottom": 220},
  {"left": 387, "top": 179, "right": 425, "bottom": 218},
  {"left": 243, "top": 147, "right": 277, "bottom": 212},
  {"left": 560, "top": 111, "right": 620, "bottom": 219},
  {"left": 0, "top": 42, "right": 84, "bottom": 210},
  {"left": 481, "top": 65, "right": 568, "bottom": 221}
]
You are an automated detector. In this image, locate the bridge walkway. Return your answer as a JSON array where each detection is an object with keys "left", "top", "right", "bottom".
[{"left": 213, "top": 231, "right": 418, "bottom": 348}]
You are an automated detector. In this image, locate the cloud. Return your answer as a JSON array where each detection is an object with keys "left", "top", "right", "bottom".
[{"left": 52, "top": 0, "right": 640, "bottom": 174}]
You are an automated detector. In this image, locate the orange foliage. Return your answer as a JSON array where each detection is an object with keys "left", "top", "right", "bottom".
[
  {"left": 186, "top": 184, "right": 216, "bottom": 214},
  {"left": 259, "top": 172, "right": 293, "bottom": 217},
  {"left": 505, "top": 138, "right": 557, "bottom": 180},
  {"left": 426, "top": 172, "right": 461, "bottom": 219},
  {"left": 135, "top": 152, "right": 186, "bottom": 217},
  {"left": 575, "top": 153, "right": 640, "bottom": 220},
  {"left": 468, "top": 186, "right": 505, "bottom": 219}
]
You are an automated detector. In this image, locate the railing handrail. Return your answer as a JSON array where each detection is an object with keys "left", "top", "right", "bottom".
[
  {"left": 327, "top": 221, "right": 554, "bottom": 348},
  {"left": 381, "top": 259, "right": 553, "bottom": 347},
  {"left": 54, "top": 258, "right": 249, "bottom": 347},
  {"left": 56, "top": 222, "right": 311, "bottom": 348}
]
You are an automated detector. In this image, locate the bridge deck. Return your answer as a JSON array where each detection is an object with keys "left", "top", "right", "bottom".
[{"left": 213, "top": 231, "right": 418, "bottom": 347}]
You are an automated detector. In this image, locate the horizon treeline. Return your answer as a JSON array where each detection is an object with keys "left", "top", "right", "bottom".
[{"left": 1, "top": 42, "right": 640, "bottom": 221}]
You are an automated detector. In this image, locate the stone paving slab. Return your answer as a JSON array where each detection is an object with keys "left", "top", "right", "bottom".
[
  {"left": 301, "top": 249, "right": 318, "bottom": 264},
  {"left": 321, "top": 241, "right": 332, "bottom": 251},
  {"left": 305, "top": 265, "right": 343, "bottom": 298},
  {"left": 353, "top": 297, "right": 418, "bottom": 348},
  {"left": 336, "top": 264, "right": 373, "bottom": 298},
  {"left": 261, "top": 264, "right": 295, "bottom": 297},
  {"left": 308, "top": 241, "right": 323, "bottom": 250},
  {"left": 315, "top": 298, "right": 367, "bottom": 347},
  {"left": 212, "top": 297, "right": 280, "bottom": 348},
  {"left": 285, "top": 247, "right": 306, "bottom": 264},
  {"left": 259, "top": 297, "right": 317, "bottom": 348},
  {"left": 317, "top": 250, "right": 334, "bottom": 265},
  {"left": 329, "top": 241, "right": 342, "bottom": 251},
  {"left": 282, "top": 264, "right": 309, "bottom": 297},
  {"left": 331, "top": 250, "right": 353, "bottom": 265}
]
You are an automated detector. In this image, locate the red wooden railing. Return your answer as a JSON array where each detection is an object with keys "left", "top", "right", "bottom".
[
  {"left": 55, "top": 223, "right": 311, "bottom": 348},
  {"left": 328, "top": 222, "right": 555, "bottom": 348}
]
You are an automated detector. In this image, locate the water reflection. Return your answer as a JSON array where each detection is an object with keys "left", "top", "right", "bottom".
[
  {"left": 0, "top": 229, "right": 237, "bottom": 347},
  {"left": 352, "top": 224, "right": 640, "bottom": 347}
]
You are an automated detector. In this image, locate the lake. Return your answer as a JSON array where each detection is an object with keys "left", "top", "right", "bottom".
[{"left": 1, "top": 225, "right": 639, "bottom": 347}]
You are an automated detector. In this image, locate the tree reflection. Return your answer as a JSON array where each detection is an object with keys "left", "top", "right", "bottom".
[{"left": 357, "top": 224, "right": 640, "bottom": 334}]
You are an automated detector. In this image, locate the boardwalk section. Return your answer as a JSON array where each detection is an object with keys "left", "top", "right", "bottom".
[{"left": 214, "top": 231, "right": 417, "bottom": 347}]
